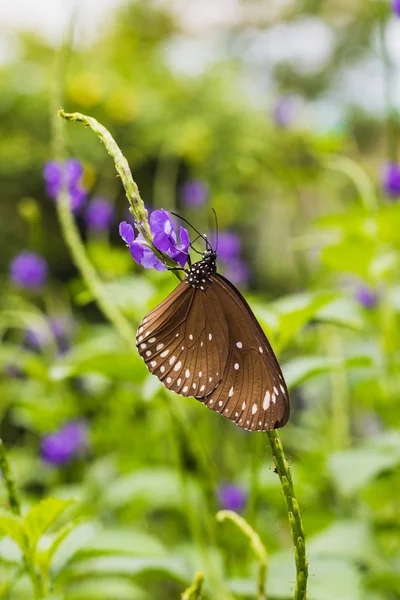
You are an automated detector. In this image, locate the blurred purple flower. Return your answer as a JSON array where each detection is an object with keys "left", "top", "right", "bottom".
[
  {"left": 41, "top": 421, "right": 88, "bottom": 465},
  {"left": 224, "top": 258, "right": 250, "bottom": 287},
  {"left": 25, "top": 315, "right": 76, "bottom": 354},
  {"left": 393, "top": 0, "right": 400, "bottom": 17},
  {"left": 119, "top": 209, "right": 190, "bottom": 271},
  {"left": 43, "top": 159, "right": 87, "bottom": 213},
  {"left": 214, "top": 232, "right": 242, "bottom": 261},
  {"left": 218, "top": 483, "right": 247, "bottom": 513},
  {"left": 85, "top": 197, "right": 114, "bottom": 231},
  {"left": 381, "top": 163, "right": 400, "bottom": 198},
  {"left": 10, "top": 251, "right": 48, "bottom": 290},
  {"left": 180, "top": 180, "right": 208, "bottom": 207},
  {"left": 210, "top": 231, "right": 250, "bottom": 286},
  {"left": 273, "top": 97, "right": 298, "bottom": 128},
  {"left": 354, "top": 284, "right": 378, "bottom": 308}
]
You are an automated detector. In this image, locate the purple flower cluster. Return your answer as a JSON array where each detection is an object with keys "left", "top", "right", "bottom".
[
  {"left": 41, "top": 421, "right": 88, "bottom": 465},
  {"left": 382, "top": 163, "right": 400, "bottom": 198},
  {"left": 218, "top": 483, "right": 247, "bottom": 513},
  {"left": 393, "top": 0, "right": 400, "bottom": 17},
  {"left": 43, "top": 159, "right": 87, "bottom": 213},
  {"left": 213, "top": 232, "right": 249, "bottom": 287},
  {"left": 180, "top": 180, "right": 208, "bottom": 207},
  {"left": 120, "top": 209, "right": 190, "bottom": 271},
  {"left": 85, "top": 197, "right": 114, "bottom": 231},
  {"left": 9, "top": 251, "right": 48, "bottom": 290}
]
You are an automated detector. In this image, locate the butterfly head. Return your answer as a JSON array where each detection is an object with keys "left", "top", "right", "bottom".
[{"left": 186, "top": 248, "right": 217, "bottom": 290}]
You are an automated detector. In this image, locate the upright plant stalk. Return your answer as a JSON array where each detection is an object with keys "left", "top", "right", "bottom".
[
  {"left": 59, "top": 109, "right": 308, "bottom": 600},
  {"left": 0, "top": 439, "right": 21, "bottom": 516},
  {"left": 217, "top": 510, "right": 268, "bottom": 600},
  {"left": 181, "top": 571, "right": 204, "bottom": 600},
  {"left": 0, "top": 440, "right": 44, "bottom": 599},
  {"left": 266, "top": 431, "right": 308, "bottom": 600}
]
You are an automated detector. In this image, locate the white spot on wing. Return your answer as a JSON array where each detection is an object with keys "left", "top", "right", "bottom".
[
  {"left": 174, "top": 361, "right": 182, "bottom": 371},
  {"left": 218, "top": 400, "right": 223, "bottom": 406},
  {"left": 252, "top": 403, "right": 258, "bottom": 415},
  {"left": 177, "top": 378, "right": 181, "bottom": 386},
  {"left": 156, "top": 343, "right": 164, "bottom": 351},
  {"left": 183, "top": 385, "right": 188, "bottom": 393},
  {"left": 234, "top": 363, "right": 239, "bottom": 370},
  {"left": 167, "top": 377, "right": 172, "bottom": 384},
  {"left": 200, "top": 384, "right": 205, "bottom": 392},
  {"left": 259, "top": 346, "right": 263, "bottom": 353},
  {"left": 189, "top": 334, "right": 193, "bottom": 340},
  {"left": 263, "top": 391, "right": 270, "bottom": 410},
  {"left": 236, "top": 342, "right": 242, "bottom": 348},
  {"left": 160, "top": 366, "right": 165, "bottom": 373},
  {"left": 208, "top": 333, "right": 212, "bottom": 341},
  {"left": 150, "top": 361, "right": 157, "bottom": 367},
  {"left": 160, "top": 349, "right": 169, "bottom": 358},
  {"left": 228, "top": 387, "right": 234, "bottom": 397},
  {"left": 140, "top": 343, "right": 147, "bottom": 349},
  {"left": 242, "top": 401, "right": 246, "bottom": 410},
  {"left": 148, "top": 337, "right": 156, "bottom": 343},
  {"left": 280, "top": 384, "right": 285, "bottom": 393},
  {"left": 145, "top": 350, "right": 152, "bottom": 357},
  {"left": 274, "top": 386, "right": 279, "bottom": 395},
  {"left": 272, "top": 393, "right": 276, "bottom": 403},
  {"left": 169, "top": 355, "right": 176, "bottom": 365},
  {"left": 185, "top": 369, "right": 190, "bottom": 379}
]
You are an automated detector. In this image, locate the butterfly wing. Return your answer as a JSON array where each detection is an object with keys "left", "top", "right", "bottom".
[
  {"left": 197, "top": 274, "right": 290, "bottom": 431},
  {"left": 136, "top": 280, "right": 229, "bottom": 396}
]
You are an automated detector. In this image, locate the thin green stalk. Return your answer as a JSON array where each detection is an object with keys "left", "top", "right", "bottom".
[
  {"left": 321, "top": 153, "right": 378, "bottom": 212},
  {"left": 58, "top": 109, "right": 184, "bottom": 277},
  {"left": 217, "top": 510, "right": 268, "bottom": 600},
  {"left": 0, "top": 440, "right": 44, "bottom": 599},
  {"left": 266, "top": 431, "right": 308, "bottom": 600},
  {"left": 0, "top": 439, "right": 21, "bottom": 516},
  {"left": 181, "top": 571, "right": 204, "bottom": 600}
]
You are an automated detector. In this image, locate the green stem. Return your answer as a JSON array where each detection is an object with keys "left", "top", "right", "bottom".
[
  {"left": 266, "top": 431, "right": 308, "bottom": 600},
  {"left": 0, "top": 440, "right": 44, "bottom": 599},
  {"left": 217, "top": 510, "right": 268, "bottom": 600},
  {"left": 0, "top": 439, "right": 21, "bottom": 516},
  {"left": 181, "top": 572, "right": 204, "bottom": 600},
  {"left": 321, "top": 153, "right": 378, "bottom": 212},
  {"left": 58, "top": 109, "right": 184, "bottom": 279}
]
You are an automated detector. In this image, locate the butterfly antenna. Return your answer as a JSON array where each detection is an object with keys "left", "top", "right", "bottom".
[
  {"left": 171, "top": 211, "right": 211, "bottom": 250},
  {"left": 211, "top": 208, "right": 219, "bottom": 252}
]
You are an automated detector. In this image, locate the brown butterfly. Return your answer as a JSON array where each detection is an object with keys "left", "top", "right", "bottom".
[{"left": 136, "top": 220, "right": 289, "bottom": 431}]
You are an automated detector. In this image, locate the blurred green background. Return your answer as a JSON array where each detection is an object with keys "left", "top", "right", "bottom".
[{"left": 1, "top": 1, "right": 400, "bottom": 599}]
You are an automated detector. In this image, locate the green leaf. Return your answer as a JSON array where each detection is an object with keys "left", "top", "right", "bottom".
[
  {"left": 69, "top": 528, "right": 166, "bottom": 562},
  {"left": 315, "top": 297, "right": 365, "bottom": 330},
  {"left": 321, "top": 239, "right": 376, "bottom": 278},
  {"left": 62, "top": 555, "right": 190, "bottom": 586},
  {"left": 0, "top": 511, "right": 26, "bottom": 551},
  {"left": 63, "top": 578, "right": 147, "bottom": 600},
  {"left": 308, "top": 520, "right": 377, "bottom": 565},
  {"left": 283, "top": 354, "right": 372, "bottom": 389},
  {"left": 46, "top": 522, "right": 99, "bottom": 576},
  {"left": 103, "top": 468, "right": 201, "bottom": 512},
  {"left": 328, "top": 449, "right": 400, "bottom": 496},
  {"left": 272, "top": 292, "right": 337, "bottom": 349},
  {"left": 24, "top": 498, "right": 75, "bottom": 549}
]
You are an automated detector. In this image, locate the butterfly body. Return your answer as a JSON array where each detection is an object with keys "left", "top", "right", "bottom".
[{"left": 136, "top": 249, "right": 290, "bottom": 431}]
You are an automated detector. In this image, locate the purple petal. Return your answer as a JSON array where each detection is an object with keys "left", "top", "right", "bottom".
[
  {"left": 153, "top": 232, "right": 175, "bottom": 253},
  {"left": 150, "top": 209, "right": 174, "bottom": 235},
  {"left": 177, "top": 226, "right": 190, "bottom": 253},
  {"left": 119, "top": 221, "right": 135, "bottom": 245},
  {"left": 141, "top": 246, "right": 166, "bottom": 271},
  {"left": 180, "top": 180, "right": 208, "bottom": 207},
  {"left": 129, "top": 241, "right": 145, "bottom": 264}
]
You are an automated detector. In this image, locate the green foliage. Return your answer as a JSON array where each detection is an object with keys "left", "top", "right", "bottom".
[{"left": 1, "top": 0, "right": 400, "bottom": 598}]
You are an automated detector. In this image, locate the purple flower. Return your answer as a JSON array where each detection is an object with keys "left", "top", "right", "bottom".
[
  {"left": 41, "top": 421, "right": 88, "bottom": 465},
  {"left": 393, "top": 0, "right": 400, "bottom": 17},
  {"left": 381, "top": 163, "right": 400, "bottom": 198},
  {"left": 224, "top": 258, "right": 250, "bottom": 287},
  {"left": 210, "top": 231, "right": 250, "bottom": 287},
  {"left": 119, "top": 209, "right": 190, "bottom": 271},
  {"left": 354, "top": 284, "right": 378, "bottom": 308},
  {"left": 273, "top": 96, "right": 298, "bottom": 128},
  {"left": 85, "top": 197, "right": 114, "bottom": 231},
  {"left": 25, "top": 315, "right": 76, "bottom": 354},
  {"left": 214, "top": 232, "right": 242, "bottom": 261},
  {"left": 180, "top": 180, "right": 208, "bottom": 207},
  {"left": 218, "top": 484, "right": 247, "bottom": 513},
  {"left": 9, "top": 251, "right": 48, "bottom": 290},
  {"left": 43, "top": 159, "right": 87, "bottom": 213}
]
